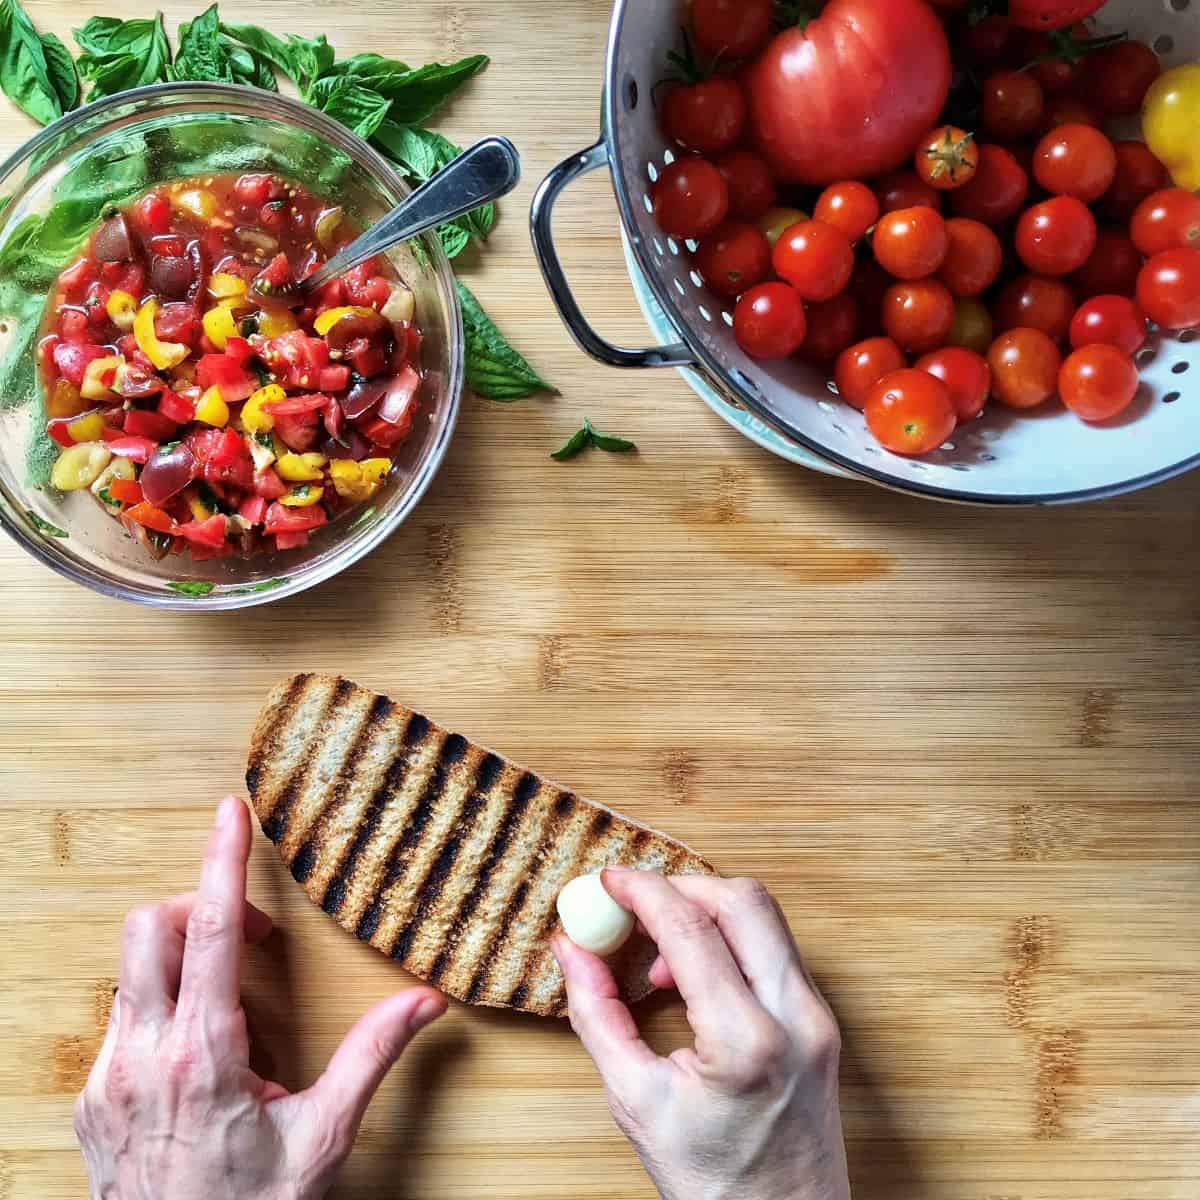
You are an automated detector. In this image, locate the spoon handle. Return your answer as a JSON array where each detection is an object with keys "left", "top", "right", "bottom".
[{"left": 302, "top": 136, "right": 521, "bottom": 293}]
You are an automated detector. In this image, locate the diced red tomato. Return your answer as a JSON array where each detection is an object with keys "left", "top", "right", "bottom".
[
  {"left": 47, "top": 418, "right": 79, "bottom": 448},
  {"left": 323, "top": 397, "right": 344, "bottom": 441},
  {"left": 52, "top": 341, "right": 109, "bottom": 385},
  {"left": 237, "top": 495, "right": 268, "bottom": 525},
  {"left": 273, "top": 530, "right": 310, "bottom": 550},
  {"left": 100, "top": 419, "right": 127, "bottom": 441},
  {"left": 57, "top": 258, "right": 93, "bottom": 301},
  {"left": 57, "top": 309, "right": 91, "bottom": 343},
  {"left": 107, "top": 479, "right": 144, "bottom": 505},
  {"left": 251, "top": 467, "right": 288, "bottom": 499},
  {"left": 84, "top": 282, "right": 112, "bottom": 327},
  {"left": 253, "top": 253, "right": 292, "bottom": 294},
  {"left": 344, "top": 264, "right": 391, "bottom": 309},
  {"left": 263, "top": 392, "right": 327, "bottom": 416},
  {"left": 100, "top": 261, "right": 146, "bottom": 295},
  {"left": 124, "top": 501, "right": 178, "bottom": 534},
  {"left": 155, "top": 302, "right": 199, "bottom": 346},
  {"left": 134, "top": 192, "right": 172, "bottom": 236},
  {"left": 195, "top": 355, "right": 256, "bottom": 403},
  {"left": 318, "top": 365, "right": 350, "bottom": 392},
  {"left": 233, "top": 173, "right": 275, "bottom": 208},
  {"left": 362, "top": 416, "right": 412, "bottom": 447},
  {"left": 158, "top": 389, "right": 195, "bottom": 424},
  {"left": 150, "top": 234, "right": 186, "bottom": 258},
  {"left": 313, "top": 277, "right": 348, "bottom": 311},
  {"left": 177, "top": 514, "right": 229, "bottom": 549},
  {"left": 105, "top": 435, "right": 158, "bottom": 464},
  {"left": 257, "top": 329, "right": 329, "bottom": 388},
  {"left": 263, "top": 501, "right": 327, "bottom": 535},
  {"left": 223, "top": 336, "right": 254, "bottom": 366},
  {"left": 124, "top": 408, "right": 178, "bottom": 441},
  {"left": 273, "top": 413, "right": 321, "bottom": 452},
  {"left": 401, "top": 325, "right": 421, "bottom": 365},
  {"left": 199, "top": 427, "right": 254, "bottom": 490},
  {"left": 346, "top": 338, "right": 387, "bottom": 378}
]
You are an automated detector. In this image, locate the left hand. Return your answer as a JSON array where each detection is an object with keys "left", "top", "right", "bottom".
[{"left": 74, "top": 794, "right": 447, "bottom": 1200}]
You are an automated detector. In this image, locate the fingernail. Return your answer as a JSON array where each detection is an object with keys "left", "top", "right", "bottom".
[
  {"left": 216, "top": 795, "right": 239, "bottom": 828},
  {"left": 604, "top": 865, "right": 632, "bottom": 876},
  {"left": 411, "top": 995, "right": 445, "bottom": 1030}
]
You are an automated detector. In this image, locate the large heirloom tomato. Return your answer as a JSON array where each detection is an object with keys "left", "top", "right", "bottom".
[{"left": 743, "top": 0, "right": 953, "bottom": 186}]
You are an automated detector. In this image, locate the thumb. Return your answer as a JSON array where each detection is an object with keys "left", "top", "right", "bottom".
[
  {"left": 552, "top": 933, "right": 658, "bottom": 1092},
  {"left": 302, "top": 987, "right": 446, "bottom": 1140}
]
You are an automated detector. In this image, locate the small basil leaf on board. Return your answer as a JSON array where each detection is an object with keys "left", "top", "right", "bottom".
[
  {"left": 167, "top": 580, "right": 216, "bottom": 597},
  {"left": 590, "top": 429, "right": 637, "bottom": 454},
  {"left": 456, "top": 280, "right": 555, "bottom": 401},
  {"left": 26, "top": 509, "right": 68, "bottom": 538},
  {"left": 38, "top": 32, "right": 77, "bottom": 110},
  {"left": 551, "top": 423, "right": 593, "bottom": 462},
  {"left": 0, "top": 0, "right": 65, "bottom": 125}
]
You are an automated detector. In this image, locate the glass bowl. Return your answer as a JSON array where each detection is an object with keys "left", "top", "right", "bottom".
[{"left": 0, "top": 82, "right": 463, "bottom": 608}]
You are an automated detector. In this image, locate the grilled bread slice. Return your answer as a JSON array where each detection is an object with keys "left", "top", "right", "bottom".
[{"left": 246, "top": 673, "right": 716, "bottom": 1017}]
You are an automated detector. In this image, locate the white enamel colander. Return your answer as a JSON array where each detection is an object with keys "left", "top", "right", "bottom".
[{"left": 531, "top": 0, "right": 1199, "bottom": 505}]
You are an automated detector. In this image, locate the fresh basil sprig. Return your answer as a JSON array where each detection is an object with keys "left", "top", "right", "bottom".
[
  {"left": 457, "top": 280, "right": 556, "bottom": 402},
  {"left": 74, "top": 15, "right": 171, "bottom": 99},
  {"left": 551, "top": 419, "right": 637, "bottom": 462},
  {"left": 0, "top": 0, "right": 76, "bottom": 124}
]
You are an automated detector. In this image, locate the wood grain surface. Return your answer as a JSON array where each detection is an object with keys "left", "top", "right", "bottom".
[{"left": 1, "top": 2, "right": 1198, "bottom": 1197}]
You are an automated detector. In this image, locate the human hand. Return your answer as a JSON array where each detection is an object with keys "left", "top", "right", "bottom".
[
  {"left": 552, "top": 870, "right": 849, "bottom": 1200},
  {"left": 74, "top": 795, "right": 447, "bottom": 1200}
]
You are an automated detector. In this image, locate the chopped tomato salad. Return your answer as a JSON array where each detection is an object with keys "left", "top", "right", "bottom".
[{"left": 40, "top": 173, "right": 422, "bottom": 560}]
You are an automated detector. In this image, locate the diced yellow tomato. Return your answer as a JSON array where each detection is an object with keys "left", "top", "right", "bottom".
[
  {"left": 256, "top": 308, "right": 298, "bottom": 337},
  {"left": 202, "top": 304, "right": 238, "bottom": 350},
  {"left": 313, "top": 305, "right": 377, "bottom": 335},
  {"left": 105, "top": 289, "right": 138, "bottom": 331},
  {"left": 242, "top": 384, "right": 284, "bottom": 433},
  {"left": 277, "top": 451, "right": 327, "bottom": 482},
  {"left": 329, "top": 457, "right": 390, "bottom": 503},
  {"left": 134, "top": 299, "right": 190, "bottom": 370},
  {"left": 51, "top": 442, "right": 111, "bottom": 491},
  {"left": 175, "top": 188, "right": 218, "bottom": 220},
  {"left": 184, "top": 484, "right": 217, "bottom": 521},
  {"left": 208, "top": 273, "right": 248, "bottom": 299},
  {"left": 194, "top": 386, "right": 230, "bottom": 427},
  {"left": 279, "top": 484, "right": 324, "bottom": 507},
  {"left": 80, "top": 355, "right": 123, "bottom": 402},
  {"left": 46, "top": 378, "right": 86, "bottom": 419},
  {"left": 66, "top": 411, "right": 105, "bottom": 443},
  {"left": 359, "top": 458, "right": 391, "bottom": 488}
]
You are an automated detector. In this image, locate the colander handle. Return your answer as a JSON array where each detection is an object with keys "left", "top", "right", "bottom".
[{"left": 531, "top": 141, "right": 696, "bottom": 370}]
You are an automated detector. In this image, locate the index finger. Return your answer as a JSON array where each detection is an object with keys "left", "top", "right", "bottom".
[
  {"left": 176, "top": 796, "right": 252, "bottom": 1022},
  {"left": 600, "top": 868, "right": 761, "bottom": 1041}
]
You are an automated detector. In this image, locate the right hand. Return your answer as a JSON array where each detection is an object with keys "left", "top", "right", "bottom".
[{"left": 552, "top": 869, "right": 850, "bottom": 1200}]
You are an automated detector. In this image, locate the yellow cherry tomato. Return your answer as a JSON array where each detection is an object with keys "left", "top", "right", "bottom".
[
  {"left": 133, "top": 299, "right": 189, "bottom": 371},
  {"left": 758, "top": 206, "right": 809, "bottom": 248},
  {"left": 202, "top": 304, "right": 238, "bottom": 350},
  {"left": 1143, "top": 64, "right": 1200, "bottom": 193},
  {"left": 194, "top": 387, "right": 230, "bottom": 427},
  {"left": 242, "top": 384, "right": 284, "bottom": 434}
]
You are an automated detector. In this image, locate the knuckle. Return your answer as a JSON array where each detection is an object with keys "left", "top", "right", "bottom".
[
  {"left": 123, "top": 903, "right": 163, "bottom": 943},
  {"left": 807, "top": 1009, "right": 843, "bottom": 1068},
  {"left": 661, "top": 901, "right": 712, "bottom": 944},
  {"left": 163, "top": 1033, "right": 206, "bottom": 1087},
  {"left": 726, "top": 877, "right": 774, "bottom": 913},
  {"left": 185, "top": 899, "right": 229, "bottom": 945},
  {"left": 733, "top": 1018, "right": 793, "bottom": 1085}
]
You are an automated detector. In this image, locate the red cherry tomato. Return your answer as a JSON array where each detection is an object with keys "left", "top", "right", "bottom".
[
  {"left": 882, "top": 279, "right": 956, "bottom": 354},
  {"left": 1008, "top": 0, "right": 1107, "bottom": 31},
  {"left": 1023, "top": 25, "right": 1090, "bottom": 95},
  {"left": 652, "top": 158, "right": 730, "bottom": 239},
  {"left": 938, "top": 219, "right": 1003, "bottom": 298},
  {"left": 716, "top": 149, "right": 777, "bottom": 220},
  {"left": 1079, "top": 40, "right": 1161, "bottom": 117},
  {"left": 1015, "top": 196, "right": 1097, "bottom": 277},
  {"left": 691, "top": 0, "right": 773, "bottom": 60},
  {"left": 1071, "top": 230, "right": 1143, "bottom": 299},
  {"left": 873, "top": 207, "right": 949, "bottom": 280},
  {"left": 1137, "top": 249, "right": 1200, "bottom": 331},
  {"left": 987, "top": 328, "right": 1063, "bottom": 409},
  {"left": 733, "top": 282, "right": 808, "bottom": 359},
  {"left": 694, "top": 222, "right": 772, "bottom": 298},
  {"left": 814, "top": 181, "right": 880, "bottom": 243},
  {"left": 981, "top": 71, "right": 1045, "bottom": 140},
  {"left": 1130, "top": 189, "right": 1200, "bottom": 258},
  {"left": 1059, "top": 344, "right": 1140, "bottom": 421},
  {"left": 916, "top": 347, "right": 991, "bottom": 421},
  {"left": 743, "top": 0, "right": 953, "bottom": 185},
  {"left": 950, "top": 146, "right": 1029, "bottom": 226},
  {"left": 849, "top": 256, "right": 894, "bottom": 316},
  {"left": 915, "top": 126, "right": 979, "bottom": 191},
  {"left": 800, "top": 294, "right": 861, "bottom": 362},
  {"left": 1032, "top": 124, "right": 1116, "bottom": 204},
  {"left": 661, "top": 79, "right": 747, "bottom": 155},
  {"left": 873, "top": 171, "right": 942, "bottom": 215},
  {"left": 1069, "top": 295, "right": 1147, "bottom": 357},
  {"left": 1038, "top": 95, "right": 1100, "bottom": 136},
  {"left": 834, "top": 337, "right": 907, "bottom": 410},
  {"left": 864, "top": 368, "right": 957, "bottom": 456},
  {"left": 773, "top": 220, "right": 855, "bottom": 302},
  {"left": 994, "top": 274, "right": 1077, "bottom": 342},
  {"left": 961, "top": 15, "right": 1019, "bottom": 68},
  {"left": 1103, "top": 142, "right": 1170, "bottom": 223}
]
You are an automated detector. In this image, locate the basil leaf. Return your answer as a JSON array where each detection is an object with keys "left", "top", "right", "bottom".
[
  {"left": 372, "top": 120, "right": 458, "bottom": 180},
  {"left": 368, "top": 55, "right": 488, "bottom": 124},
  {"left": 75, "top": 15, "right": 172, "bottom": 98},
  {"left": 457, "top": 280, "right": 555, "bottom": 401},
  {"left": 438, "top": 220, "right": 470, "bottom": 260},
  {"left": 0, "top": 0, "right": 65, "bottom": 125},
  {"left": 590, "top": 429, "right": 637, "bottom": 454},
  {"left": 307, "top": 76, "right": 390, "bottom": 139},
  {"left": 26, "top": 509, "right": 68, "bottom": 538},
  {"left": 221, "top": 24, "right": 332, "bottom": 90},
  {"left": 327, "top": 52, "right": 409, "bottom": 79},
  {"left": 230, "top": 577, "right": 285, "bottom": 595},
  {"left": 167, "top": 580, "right": 216, "bottom": 597},
  {"left": 39, "top": 32, "right": 77, "bottom": 110},
  {"left": 460, "top": 200, "right": 495, "bottom": 243},
  {"left": 173, "top": 5, "right": 232, "bottom": 83},
  {"left": 551, "top": 425, "right": 591, "bottom": 461},
  {"left": 225, "top": 40, "right": 279, "bottom": 91}
]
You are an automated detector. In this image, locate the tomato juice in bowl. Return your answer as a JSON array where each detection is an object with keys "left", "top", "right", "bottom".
[{"left": 0, "top": 83, "right": 462, "bottom": 607}]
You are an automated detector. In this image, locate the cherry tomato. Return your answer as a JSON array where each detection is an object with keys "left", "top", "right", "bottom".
[
  {"left": 758, "top": 206, "right": 809, "bottom": 248},
  {"left": 1137, "top": 248, "right": 1200, "bottom": 331},
  {"left": 717, "top": 149, "right": 777, "bottom": 220},
  {"left": 691, "top": 0, "right": 773, "bottom": 60},
  {"left": 662, "top": 79, "right": 747, "bottom": 155},
  {"left": 800, "top": 294, "right": 861, "bottom": 362},
  {"left": 994, "top": 274, "right": 1077, "bottom": 341},
  {"left": 1032, "top": 124, "right": 1116, "bottom": 204},
  {"left": 814, "top": 181, "right": 880, "bottom": 243},
  {"left": 982, "top": 71, "right": 1045, "bottom": 140},
  {"left": 1015, "top": 196, "right": 1097, "bottom": 276},
  {"left": 962, "top": 16, "right": 1020, "bottom": 68},
  {"left": 1069, "top": 295, "right": 1147, "bottom": 356},
  {"left": 1079, "top": 40, "right": 1161, "bottom": 117},
  {"left": 916, "top": 346, "right": 991, "bottom": 421},
  {"left": 915, "top": 126, "right": 979, "bottom": 191},
  {"left": 865, "top": 368, "right": 957, "bottom": 455},
  {"left": 1130, "top": 189, "right": 1200, "bottom": 259},
  {"left": 1023, "top": 25, "right": 1091, "bottom": 95},
  {"left": 693, "top": 222, "right": 772, "bottom": 297},
  {"left": 1058, "top": 344, "right": 1140, "bottom": 421},
  {"left": 849, "top": 256, "right": 894, "bottom": 316},
  {"left": 950, "top": 146, "right": 1029, "bottom": 226},
  {"left": 1038, "top": 95, "right": 1100, "bottom": 135},
  {"left": 873, "top": 207, "right": 949, "bottom": 281},
  {"left": 652, "top": 158, "right": 730, "bottom": 239},
  {"left": 1071, "top": 230, "right": 1142, "bottom": 299},
  {"left": 938, "top": 218, "right": 1003, "bottom": 298},
  {"left": 948, "top": 298, "right": 995, "bottom": 354},
  {"left": 834, "top": 337, "right": 906, "bottom": 410},
  {"left": 1103, "top": 142, "right": 1169, "bottom": 223},
  {"left": 987, "top": 328, "right": 1062, "bottom": 409},
  {"left": 773, "top": 220, "right": 855, "bottom": 302},
  {"left": 874, "top": 170, "right": 942, "bottom": 215},
  {"left": 733, "top": 282, "right": 808, "bottom": 359},
  {"left": 882, "top": 279, "right": 956, "bottom": 354},
  {"left": 1008, "top": 0, "right": 1107, "bottom": 31}
]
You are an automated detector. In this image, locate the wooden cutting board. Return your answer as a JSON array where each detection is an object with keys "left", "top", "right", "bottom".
[{"left": 1, "top": 2, "right": 1197, "bottom": 1197}]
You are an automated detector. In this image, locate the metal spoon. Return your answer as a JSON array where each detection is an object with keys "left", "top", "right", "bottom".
[{"left": 260, "top": 136, "right": 521, "bottom": 300}]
